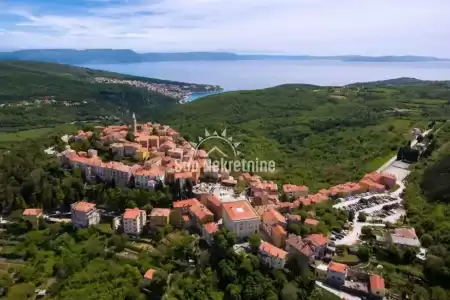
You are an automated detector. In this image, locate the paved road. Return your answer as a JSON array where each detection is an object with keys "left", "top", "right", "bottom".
[{"left": 315, "top": 281, "right": 361, "bottom": 300}]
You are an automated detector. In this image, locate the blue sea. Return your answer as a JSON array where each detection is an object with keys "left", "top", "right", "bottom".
[{"left": 83, "top": 60, "right": 450, "bottom": 101}]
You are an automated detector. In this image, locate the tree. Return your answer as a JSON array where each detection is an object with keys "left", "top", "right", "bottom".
[
  {"left": 357, "top": 246, "right": 370, "bottom": 261},
  {"left": 361, "top": 226, "right": 373, "bottom": 238},
  {"left": 126, "top": 130, "right": 135, "bottom": 142},
  {"left": 248, "top": 234, "right": 261, "bottom": 251},
  {"left": 358, "top": 212, "right": 367, "bottom": 222},
  {"left": 281, "top": 282, "right": 299, "bottom": 300},
  {"left": 420, "top": 233, "right": 433, "bottom": 248},
  {"left": 348, "top": 210, "right": 355, "bottom": 221}
]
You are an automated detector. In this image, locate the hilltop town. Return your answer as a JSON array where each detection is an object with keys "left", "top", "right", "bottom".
[{"left": 6, "top": 112, "right": 428, "bottom": 300}]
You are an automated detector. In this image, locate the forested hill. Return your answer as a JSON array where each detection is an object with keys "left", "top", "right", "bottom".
[
  {"left": 0, "top": 61, "right": 214, "bottom": 132},
  {"left": 154, "top": 80, "right": 450, "bottom": 190}
]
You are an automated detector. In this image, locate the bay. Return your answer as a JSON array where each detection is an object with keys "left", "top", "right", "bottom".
[{"left": 83, "top": 60, "right": 450, "bottom": 92}]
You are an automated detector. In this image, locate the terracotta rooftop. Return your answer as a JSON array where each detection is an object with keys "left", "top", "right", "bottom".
[
  {"left": 71, "top": 201, "right": 96, "bottom": 213},
  {"left": 283, "top": 184, "right": 308, "bottom": 193},
  {"left": 259, "top": 241, "right": 288, "bottom": 259},
  {"left": 393, "top": 227, "right": 417, "bottom": 239},
  {"left": 304, "top": 233, "right": 328, "bottom": 247},
  {"left": 144, "top": 268, "right": 155, "bottom": 280},
  {"left": 370, "top": 274, "right": 385, "bottom": 290},
  {"left": 261, "top": 208, "right": 286, "bottom": 225},
  {"left": 149, "top": 208, "right": 171, "bottom": 217},
  {"left": 203, "top": 222, "right": 219, "bottom": 234},
  {"left": 173, "top": 198, "right": 200, "bottom": 209},
  {"left": 328, "top": 262, "right": 347, "bottom": 274},
  {"left": 190, "top": 203, "right": 213, "bottom": 221},
  {"left": 23, "top": 208, "right": 43, "bottom": 216},
  {"left": 222, "top": 200, "right": 259, "bottom": 221},
  {"left": 304, "top": 218, "right": 320, "bottom": 226},
  {"left": 124, "top": 208, "right": 143, "bottom": 219}
]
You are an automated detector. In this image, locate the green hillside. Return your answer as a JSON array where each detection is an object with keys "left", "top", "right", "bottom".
[
  {"left": 0, "top": 61, "right": 210, "bottom": 132},
  {"left": 154, "top": 82, "right": 450, "bottom": 190}
]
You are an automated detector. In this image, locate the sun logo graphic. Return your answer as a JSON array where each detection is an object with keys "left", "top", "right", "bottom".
[{"left": 190, "top": 129, "right": 242, "bottom": 158}]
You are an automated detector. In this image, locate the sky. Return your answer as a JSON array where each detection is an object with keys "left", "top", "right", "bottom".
[{"left": 0, "top": 0, "right": 449, "bottom": 56}]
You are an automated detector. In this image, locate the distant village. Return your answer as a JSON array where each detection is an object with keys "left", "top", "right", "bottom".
[
  {"left": 91, "top": 77, "right": 221, "bottom": 101},
  {"left": 18, "top": 113, "right": 424, "bottom": 300},
  {"left": 0, "top": 96, "right": 87, "bottom": 108}
]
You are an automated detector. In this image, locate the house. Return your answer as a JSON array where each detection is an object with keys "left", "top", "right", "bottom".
[
  {"left": 71, "top": 201, "right": 100, "bottom": 228},
  {"left": 272, "top": 224, "right": 288, "bottom": 248},
  {"left": 171, "top": 198, "right": 199, "bottom": 227},
  {"left": 188, "top": 202, "right": 214, "bottom": 229},
  {"left": 149, "top": 208, "right": 171, "bottom": 227},
  {"left": 360, "top": 172, "right": 396, "bottom": 191},
  {"left": 258, "top": 241, "right": 288, "bottom": 269},
  {"left": 326, "top": 262, "right": 348, "bottom": 287},
  {"left": 203, "top": 194, "right": 222, "bottom": 220},
  {"left": 285, "top": 233, "right": 328, "bottom": 264},
  {"left": 369, "top": 274, "right": 386, "bottom": 298},
  {"left": 23, "top": 208, "right": 43, "bottom": 229},
  {"left": 389, "top": 227, "right": 421, "bottom": 248},
  {"left": 261, "top": 208, "right": 287, "bottom": 247},
  {"left": 202, "top": 222, "right": 219, "bottom": 245},
  {"left": 283, "top": 184, "right": 309, "bottom": 199},
  {"left": 123, "top": 208, "right": 147, "bottom": 235},
  {"left": 143, "top": 268, "right": 155, "bottom": 285},
  {"left": 222, "top": 200, "right": 260, "bottom": 239},
  {"left": 304, "top": 218, "right": 320, "bottom": 227}
]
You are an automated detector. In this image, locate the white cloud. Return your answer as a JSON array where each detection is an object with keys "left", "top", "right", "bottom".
[{"left": 0, "top": 0, "right": 449, "bottom": 56}]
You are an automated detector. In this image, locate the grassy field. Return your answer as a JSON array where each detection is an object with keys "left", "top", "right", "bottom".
[{"left": 0, "top": 124, "right": 77, "bottom": 142}]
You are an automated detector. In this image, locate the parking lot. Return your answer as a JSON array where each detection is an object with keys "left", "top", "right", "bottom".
[{"left": 333, "top": 193, "right": 403, "bottom": 245}]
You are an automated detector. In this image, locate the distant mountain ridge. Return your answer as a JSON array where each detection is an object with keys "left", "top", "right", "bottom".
[{"left": 0, "top": 49, "right": 448, "bottom": 64}]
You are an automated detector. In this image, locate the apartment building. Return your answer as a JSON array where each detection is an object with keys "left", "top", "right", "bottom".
[
  {"left": 123, "top": 208, "right": 147, "bottom": 235},
  {"left": 222, "top": 200, "right": 260, "bottom": 239},
  {"left": 71, "top": 201, "right": 100, "bottom": 228},
  {"left": 134, "top": 168, "right": 165, "bottom": 189},
  {"left": 149, "top": 208, "right": 171, "bottom": 227},
  {"left": 258, "top": 241, "right": 288, "bottom": 269}
]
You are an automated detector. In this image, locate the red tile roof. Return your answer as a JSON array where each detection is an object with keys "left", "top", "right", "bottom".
[
  {"left": 328, "top": 262, "right": 347, "bottom": 274},
  {"left": 222, "top": 200, "right": 259, "bottom": 221},
  {"left": 173, "top": 198, "right": 200, "bottom": 209},
  {"left": 149, "top": 208, "right": 171, "bottom": 217},
  {"left": 259, "top": 241, "right": 288, "bottom": 259},
  {"left": 72, "top": 201, "right": 96, "bottom": 213},
  {"left": 124, "top": 208, "right": 143, "bottom": 219},
  {"left": 272, "top": 224, "right": 287, "bottom": 237},
  {"left": 190, "top": 203, "right": 213, "bottom": 221},
  {"left": 283, "top": 184, "right": 308, "bottom": 193},
  {"left": 203, "top": 222, "right": 219, "bottom": 234},
  {"left": 261, "top": 208, "right": 286, "bottom": 225},
  {"left": 393, "top": 227, "right": 417, "bottom": 239},
  {"left": 304, "top": 218, "right": 319, "bottom": 226},
  {"left": 144, "top": 268, "right": 155, "bottom": 280},
  {"left": 23, "top": 208, "right": 43, "bottom": 216},
  {"left": 304, "top": 233, "right": 328, "bottom": 247},
  {"left": 370, "top": 274, "right": 385, "bottom": 290}
]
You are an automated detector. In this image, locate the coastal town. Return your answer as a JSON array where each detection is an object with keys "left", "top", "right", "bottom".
[
  {"left": 13, "top": 114, "right": 429, "bottom": 300},
  {"left": 91, "top": 77, "right": 222, "bottom": 102}
]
